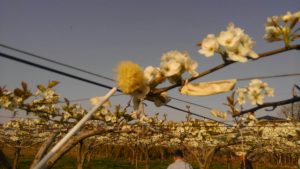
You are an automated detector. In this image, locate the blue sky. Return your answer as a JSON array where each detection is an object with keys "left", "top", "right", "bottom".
[{"left": 0, "top": 0, "right": 300, "bottom": 123}]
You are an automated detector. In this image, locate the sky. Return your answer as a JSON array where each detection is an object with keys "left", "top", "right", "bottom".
[{"left": 0, "top": 0, "right": 300, "bottom": 123}]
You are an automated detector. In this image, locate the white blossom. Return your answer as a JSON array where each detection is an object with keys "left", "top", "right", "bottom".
[
  {"left": 198, "top": 34, "right": 219, "bottom": 57},
  {"left": 282, "top": 11, "right": 294, "bottom": 22},
  {"left": 105, "top": 115, "right": 112, "bottom": 122},
  {"left": 264, "top": 11, "right": 300, "bottom": 43},
  {"left": 184, "top": 59, "right": 199, "bottom": 77},
  {"left": 160, "top": 50, "right": 198, "bottom": 83},
  {"left": 144, "top": 66, "right": 165, "bottom": 87},
  {"left": 236, "top": 80, "right": 274, "bottom": 106},
  {"left": 226, "top": 44, "right": 249, "bottom": 62},
  {"left": 265, "top": 87, "right": 274, "bottom": 97},
  {"left": 160, "top": 59, "right": 182, "bottom": 77},
  {"left": 248, "top": 89, "right": 264, "bottom": 105},
  {"left": 237, "top": 93, "right": 246, "bottom": 105},
  {"left": 195, "top": 23, "right": 259, "bottom": 63},
  {"left": 217, "top": 24, "right": 241, "bottom": 49}
]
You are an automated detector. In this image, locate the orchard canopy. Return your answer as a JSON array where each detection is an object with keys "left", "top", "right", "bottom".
[{"left": 0, "top": 10, "right": 300, "bottom": 169}]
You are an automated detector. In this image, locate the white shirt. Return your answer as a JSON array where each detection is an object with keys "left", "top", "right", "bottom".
[{"left": 167, "top": 159, "right": 193, "bottom": 169}]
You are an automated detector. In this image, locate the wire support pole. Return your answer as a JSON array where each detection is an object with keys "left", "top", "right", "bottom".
[{"left": 33, "top": 87, "right": 117, "bottom": 169}]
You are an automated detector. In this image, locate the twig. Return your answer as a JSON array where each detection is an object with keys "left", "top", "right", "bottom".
[
  {"left": 233, "top": 96, "right": 300, "bottom": 117},
  {"left": 152, "top": 44, "right": 300, "bottom": 94}
]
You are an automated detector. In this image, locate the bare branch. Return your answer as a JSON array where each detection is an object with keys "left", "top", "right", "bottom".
[
  {"left": 152, "top": 44, "right": 300, "bottom": 94},
  {"left": 30, "top": 133, "right": 58, "bottom": 169},
  {"left": 233, "top": 96, "right": 300, "bottom": 117}
]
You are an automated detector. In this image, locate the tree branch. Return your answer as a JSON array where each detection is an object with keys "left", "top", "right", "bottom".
[
  {"left": 233, "top": 96, "right": 300, "bottom": 117},
  {"left": 152, "top": 44, "right": 300, "bottom": 94},
  {"left": 45, "top": 128, "right": 108, "bottom": 169},
  {"left": 30, "top": 132, "right": 58, "bottom": 169}
]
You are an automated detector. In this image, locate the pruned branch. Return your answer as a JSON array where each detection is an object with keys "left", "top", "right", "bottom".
[
  {"left": 30, "top": 133, "right": 58, "bottom": 169},
  {"left": 45, "top": 128, "right": 108, "bottom": 169},
  {"left": 152, "top": 44, "right": 300, "bottom": 94},
  {"left": 233, "top": 96, "right": 300, "bottom": 117}
]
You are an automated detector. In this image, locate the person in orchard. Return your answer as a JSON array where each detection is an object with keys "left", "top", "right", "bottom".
[{"left": 167, "top": 149, "right": 193, "bottom": 169}]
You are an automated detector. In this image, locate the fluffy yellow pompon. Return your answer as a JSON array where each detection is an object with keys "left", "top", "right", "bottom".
[{"left": 116, "top": 61, "right": 145, "bottom": 94}]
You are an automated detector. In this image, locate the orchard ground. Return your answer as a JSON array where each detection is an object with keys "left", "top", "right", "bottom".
[{"left": 2, "top": 147, "right": 295, "bottom": 169}]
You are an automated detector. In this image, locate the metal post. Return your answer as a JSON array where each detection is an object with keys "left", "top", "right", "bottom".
[{"left": 33, "top": 87, "right": 117, "bottom": 169}]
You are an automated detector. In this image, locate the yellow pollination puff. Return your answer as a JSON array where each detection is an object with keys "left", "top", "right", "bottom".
[{"left": 116, "top": 61, "right": 145, "bottom": 94}]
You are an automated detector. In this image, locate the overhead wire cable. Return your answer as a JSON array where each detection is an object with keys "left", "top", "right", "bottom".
[
  {"left": 1, "top": 44, "right": 300, "bottom": 111},
  {"left": 237, "top": 73, "right": 300, "bottom": 81},
  {"left": 0, "top": 52, "right": 231, "bottom": 125},
  {"left": 2, "top": 45, "right": 300, "bottom": 125},
  {"left": 0, "top": 44, "right": 114, "bottom": 81},
  {"left": 164, "top": 104, "right": 226, "bottom": 123},
  {"left": 0, "top": 52, "right": 119, "bottom": 92},
  {"left": 0, "top": 45, "right": 218, "bottom": 112},
  {"left": 169, "top": 97, "right": 212, "bottom": 110},
  {"left": 0, "top": 44, "right": 217, "bottom": 110}
]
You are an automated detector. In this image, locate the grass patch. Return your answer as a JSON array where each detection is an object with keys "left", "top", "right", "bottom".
[{"left": 14, "top": 157, "right": 294, "bottom": 169}]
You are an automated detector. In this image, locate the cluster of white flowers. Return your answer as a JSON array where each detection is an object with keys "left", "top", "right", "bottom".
[
  {"left": 264, "top": 11, "right": 300, "bottom": 43},
  {"left": 1, "top": 118, "right": 53, "bottom": 147},
  {"left": 90, "top": 97, "right": 121, "bottom": 123},
  {"left": 174, "top": 126, "right": 186, "bottom": 136},
  {"left": 104, "top": 114, "right": 117, "bottom": 123},
  {"left": 3, "top": 119, "right": 44, "bottom": 130},
  {"left": 33, "top": 88, "right": 60, "bottom": 104},
  {"left": 139, "top": 114, "right": 153, "bottom": 123},
  {"left": 116, "top": 51, "right": 198, "bottom": 106},
  {"left": 0, "top": 90, "right": 23, "bottom": 111},
  {"left": 199, "top": 23, "right": 259, "bottom": 62},
  {"left": 169, "top": 138, "right": 182, "bottom": 145},
  {"left": 240, "top": 113, "right": 258, "bottom": 127},
  {"left": 121, "top": 125, "right": 132, "bottom": 132},
  {"left": 43, "top": 89, "right": 59, "bottom": 101},
  {"left": 236, "top": 79, "right": 274, "bottom": 105},
  {"left": 160, "top": 50, "right": 198, "bottom": 83},
  {"left": 63, "top": 104, "right": 86, "bottom": 120},
  {"left": 143, "top": 66, "right": 166, "bottom": 87},
  {"left": 260, "top": 123, "right": 299, "bottom": 140},
  {"left": 4, "top": 120, "right": 20, "bottom": 129},
  {"left": 151, "top": 133, "right": 163, "bottom": 142},
  {"left": 185, "top": 139, "right": 199, "bottom": 147},
  {"left": 210, "top": 109, "right": 227, "bottom": 119}
]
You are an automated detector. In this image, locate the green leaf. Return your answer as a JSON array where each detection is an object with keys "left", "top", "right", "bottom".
[
  {"left": 21, "top": 81, "right": 28, "bottom": 92},
  {"left": 290, "top": 18, "right": 299, "bottom": 30},
  {"left": 292, "top": 26, "right": 300, "bottom": 34},
  {"left": 37, "top": 85, "right": 46, "bottom": 92},
  {"left": 14, "top": 88, "right": 23, "bottom": 96},
  {"left": 227, "top": 96, "right": 233, "bottom": 105},
  {"left": 48, "top": 80, "right": 59, "bottom": 88},
  {"left": 64, "top": 98, "right": 70, "bottom": 106}
]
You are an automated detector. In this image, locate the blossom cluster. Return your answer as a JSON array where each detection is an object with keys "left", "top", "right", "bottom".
[
  {"left": 159, "top": 50, "right": 198, "bottom": 83},
  {"left": 62, "top": 104, "right": 86, "bottom": 120},
  {"left": 1, "top": 119, "right": 52, "bottom": 146},
  {"left": 240, "top": 113, "right": 258, "bottom": 127},
  {"left": 264, "top": 11, "right": 300, "bottom": 44},
  {"left": 210, "top": 109, "right": 227, "bottom": 119},
  {"left": 116, "top": 51, "right": 198, "bottom": 107},
  {"left": 116, "top": 61, "right": 150, "bottom": 99},
  {"left": 0, "top": 89, "right": 24, "bottom": 111},
  {"left": 199, "top": 23, "right": 259, "bottom": 62},
  {"left": 236, "top": 79, "right": 274, "bottom": 105}
]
